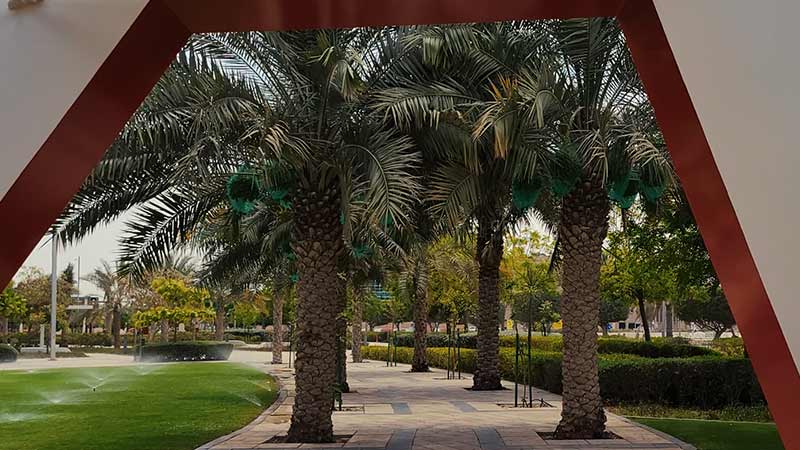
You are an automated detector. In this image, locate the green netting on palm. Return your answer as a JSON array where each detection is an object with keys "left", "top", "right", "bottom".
[
  {"left": 638, "top": 171, "right": 667, "bottom": 204},
  {"left": 550, "top": 142, "right": 583, "bottom": 198},
  {"left": 226, "top": 169, "right": 261, "bottom": 215},
  {"left": 608, "top": 170, "right": 639, "bottom": 209},
  {"left": 353, "top": 245, "right": 371, "bottom": 259},
  {"left": 512, "top": 179, "right": 544, "bottom": 211}
]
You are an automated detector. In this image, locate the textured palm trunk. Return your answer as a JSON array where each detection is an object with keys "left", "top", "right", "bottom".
[
  {"left": 473, "top": 215, "right": 503, "bottom": 390},
  {"left": 286, "top": 179, "right": 345, "bottom": 443},
  {"left": 112, "top": 305, "right": 121, "bottom": 349},
  {"left": 160, "top": 319, "right": 169, "bottom": 343},
  {"left": 351, "top": 286, "right": 363, "bottom": 363},
  {"left": 0, "top": 316, "right": 7, "bottom": 336},
  {"left": 272, "top": 290, "right": 284, "bottom": 364},
  {"left": 215, "top": 302, "right": 226, "bottom": 341},
  {"left": 555, "top": 182, "right": 609, "bottom": 439},
  {"left": 411, "top": 256, "right": 429, "bottom": 372}
]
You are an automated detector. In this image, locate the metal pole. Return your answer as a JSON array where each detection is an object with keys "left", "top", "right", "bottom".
[
  {"left": 514, "top": 325, "right": 519, "bottom": 407},
  {"left": 527, "top": 297, "right": 533, "bottom": 407},
  {"left": 456, "top": 329, "right": 461, "bottom": 380},
  {"left": 49, "top": 230, "right": 59, "bottom": 360}
]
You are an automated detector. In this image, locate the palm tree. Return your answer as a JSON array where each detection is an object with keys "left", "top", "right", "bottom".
[
  {"left": 373, "top": 23, "right": 557, "bottom": 390},
  {"left": 58, "top": 30, "right": 419, "bottom": 442},
  {"left": 84, "top": 260, "right": 125, "bottom": 349},
  {"left": 531, "top": 19, "right": 673, "bottom": 438}
]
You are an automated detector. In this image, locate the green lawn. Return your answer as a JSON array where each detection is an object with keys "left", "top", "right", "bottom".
[
  {"left": 0, "top": 363, "right": 278, "bottom": 450},
  {"left": 635, "top": 418, "right": 785, "bottom": 450}
]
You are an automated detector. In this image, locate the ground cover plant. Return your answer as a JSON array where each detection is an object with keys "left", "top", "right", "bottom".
[{"left": 0, "top": 362, "right": 277, "bottom": 450}]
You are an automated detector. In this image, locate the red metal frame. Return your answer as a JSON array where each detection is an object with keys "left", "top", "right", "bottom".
[{"left": 0, "top": 1, "right": 796, "bottom": 447}]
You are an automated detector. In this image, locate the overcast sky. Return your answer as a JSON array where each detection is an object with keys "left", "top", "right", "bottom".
[
  {"left": 17, "top": 217, "right": 128, "bottom": 295},
  {"left": 16, "top": 210, "right": 550, "bottom": 296}
]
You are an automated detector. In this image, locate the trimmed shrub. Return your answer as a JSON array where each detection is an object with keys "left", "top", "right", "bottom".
[
  {"left": 707, "top": 338, "right": 746, "bottom": 357},
  {"left": 137, "top": 341, "right": 233, "bottom": 362},
  {"left": 391, "top": 334, "right": 715, "bottom": 358},
  {"left": 596, "top": 338, "right": 716, "bottom": 358},
  {"left": 361, "top": 346, "right": 764, "bottom": 408},
  {"left": 64, "top": 333, "right": 113, "bottom": 347},
  {"left": 0, "top": 343, "right": 18, "bottom": 362}
]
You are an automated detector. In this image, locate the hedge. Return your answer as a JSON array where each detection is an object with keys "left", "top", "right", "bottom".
[
  {"left": 707, "top": 338, "right": 746, "bottom": 357},
  {"left": 390, "top": 333, "right": 716, "bottom": 358},
  {"left": 137, "top": 341, "right": 234, "bottom": 362},
  {"left": 0, "top": 343, "right": 18, "bottom": 362},
  {"left": 361, "top": 346, "right": 764, "bottom": 408}
]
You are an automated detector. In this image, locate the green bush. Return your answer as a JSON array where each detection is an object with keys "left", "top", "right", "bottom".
[
  {"left": 64, "top": 333, "right": 113, "bottom": 347},
  {"left": 596, "top": 338, "right": 716, "bottom": 358},
  {"left": 137, "top": 341, "right": 233, "bottom": 362},
  {"left": 0, "top": 343, "right": 18, "bottom": 362},
  {"left": 361, "top": 346, "right": 763, "bottom": 408},
  {"left": 391, "top": 334, "right": 715, "bottom": 358},
  {"left": 708, "top": 338, "right": 746, "bottom": 357}
]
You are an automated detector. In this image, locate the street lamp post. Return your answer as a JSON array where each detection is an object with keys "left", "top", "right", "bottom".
[{"left": 49, "top": 229, "right": 58, "bottom": 361}]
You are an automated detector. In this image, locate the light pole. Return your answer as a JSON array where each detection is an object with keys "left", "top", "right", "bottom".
[{"left": 49, "top": 229, "right": 59, "bottom": 361}]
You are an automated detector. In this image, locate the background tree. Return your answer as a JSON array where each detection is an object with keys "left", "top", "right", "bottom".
[
  {"left": 14, "top": 267, "right": 72, "bottom": 333},
  {"left": 602, "top": 228, "right": 675, "bottom": 342},
  {"left": 374, "top": 22, "right": 559, "bottom": 390},
  {"left": 0, "top": 284, "right": 27, "bottom": 337},
  {"left": 84, "top": 260, "right": 127, "bottom": 348}
]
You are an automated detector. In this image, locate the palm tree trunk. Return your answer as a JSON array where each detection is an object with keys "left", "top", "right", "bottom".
[
  {"left": 0, "top": 316, "right": 7, "bottom": 336},
  {"left": 411, "top": 255, "right": 429, "bottom": 372},
  {"left": 272, "top": 289, "right": 284, "bottom": 364},
  {"left": 351, "top": 285, "right": 363, "bottom": 363},
  {"left": 555, "top": 182, "right": 609, "bottom": 439},
  {"left": 638, "top": 295, "right": 651, "bottom": 342},
  {"left": 104, "top": 311, "right": 113, "bottom": 335},
  {"left": 112, "top": 304, "right": 121, "bottom": 349},
  {"left": 214, "top": 301, "right": 226, "bottom": 341},
  {"left": 472, "top": 214, "right": 503, "bottom": 390},
  {"left": 160, "top": 319, "right": 169, "bottom": 343},
  {"left": 286, "top": 178, "right": 345, "bottom": 444}
]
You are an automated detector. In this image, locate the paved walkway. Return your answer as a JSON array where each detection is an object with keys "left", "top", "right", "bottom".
[{"left": 202, "top": 358, "right": 694, "bottom": 450}]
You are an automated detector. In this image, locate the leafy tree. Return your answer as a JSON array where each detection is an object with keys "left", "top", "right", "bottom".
[
  {"left": 14, "top": 267, "right": 73, "bottom": 333},
  {"left": 428, "top": 237, "right": 478, "bottom": 329},
  {"left": 140, "top": 277, "right": 212, "bottom": 341},
  {"left": 0, "top": 284, "right": 27, "bottom": 336},
  {"left": 653, "top": 194, "right": 736, "bottom": 339},
  {"left": 673, "top": 285, "right": 735, "bottom": 338},
  {"left": 598, "top": 296, "right": 629, "bottom": 336},
  {"left": 601, "top": 229, "right": 675, "bottom": 342}
]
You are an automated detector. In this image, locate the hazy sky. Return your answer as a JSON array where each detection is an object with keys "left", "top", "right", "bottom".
[
  {"left": 16, "top": 210, "right": 551, "bottom": 295},
  {"left": 16, "top": 215, "right": 131, "bottom": 296}
]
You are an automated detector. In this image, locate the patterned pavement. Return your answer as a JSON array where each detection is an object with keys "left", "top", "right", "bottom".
[{"left": 199, "top": 357, "right": 694, "bottom": 450}]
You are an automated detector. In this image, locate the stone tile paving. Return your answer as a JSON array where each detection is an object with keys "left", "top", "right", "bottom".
[{"left": 199, "top": 358, "right": 694, "bottom": 450}]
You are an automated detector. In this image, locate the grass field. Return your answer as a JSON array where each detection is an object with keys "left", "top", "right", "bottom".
[
  {"left": 0, "top": 363, "right": 277, "bottom": 450},
  {"left": 635, "top": 417, "right": 785, "bottom": 450}
]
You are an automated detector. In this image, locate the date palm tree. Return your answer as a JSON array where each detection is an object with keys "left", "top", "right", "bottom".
[
  {"left": 373, "top": 23, "right": 557, "bottom": 389},
  {"left": 57, "top": 30, "right": 420, "bottom": 443},
  {"left": 84, "top": 260, "right": 125, "bottom": 349},
  {"left": 532, "top": 19, "right": 673, "bottom": 438}
]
